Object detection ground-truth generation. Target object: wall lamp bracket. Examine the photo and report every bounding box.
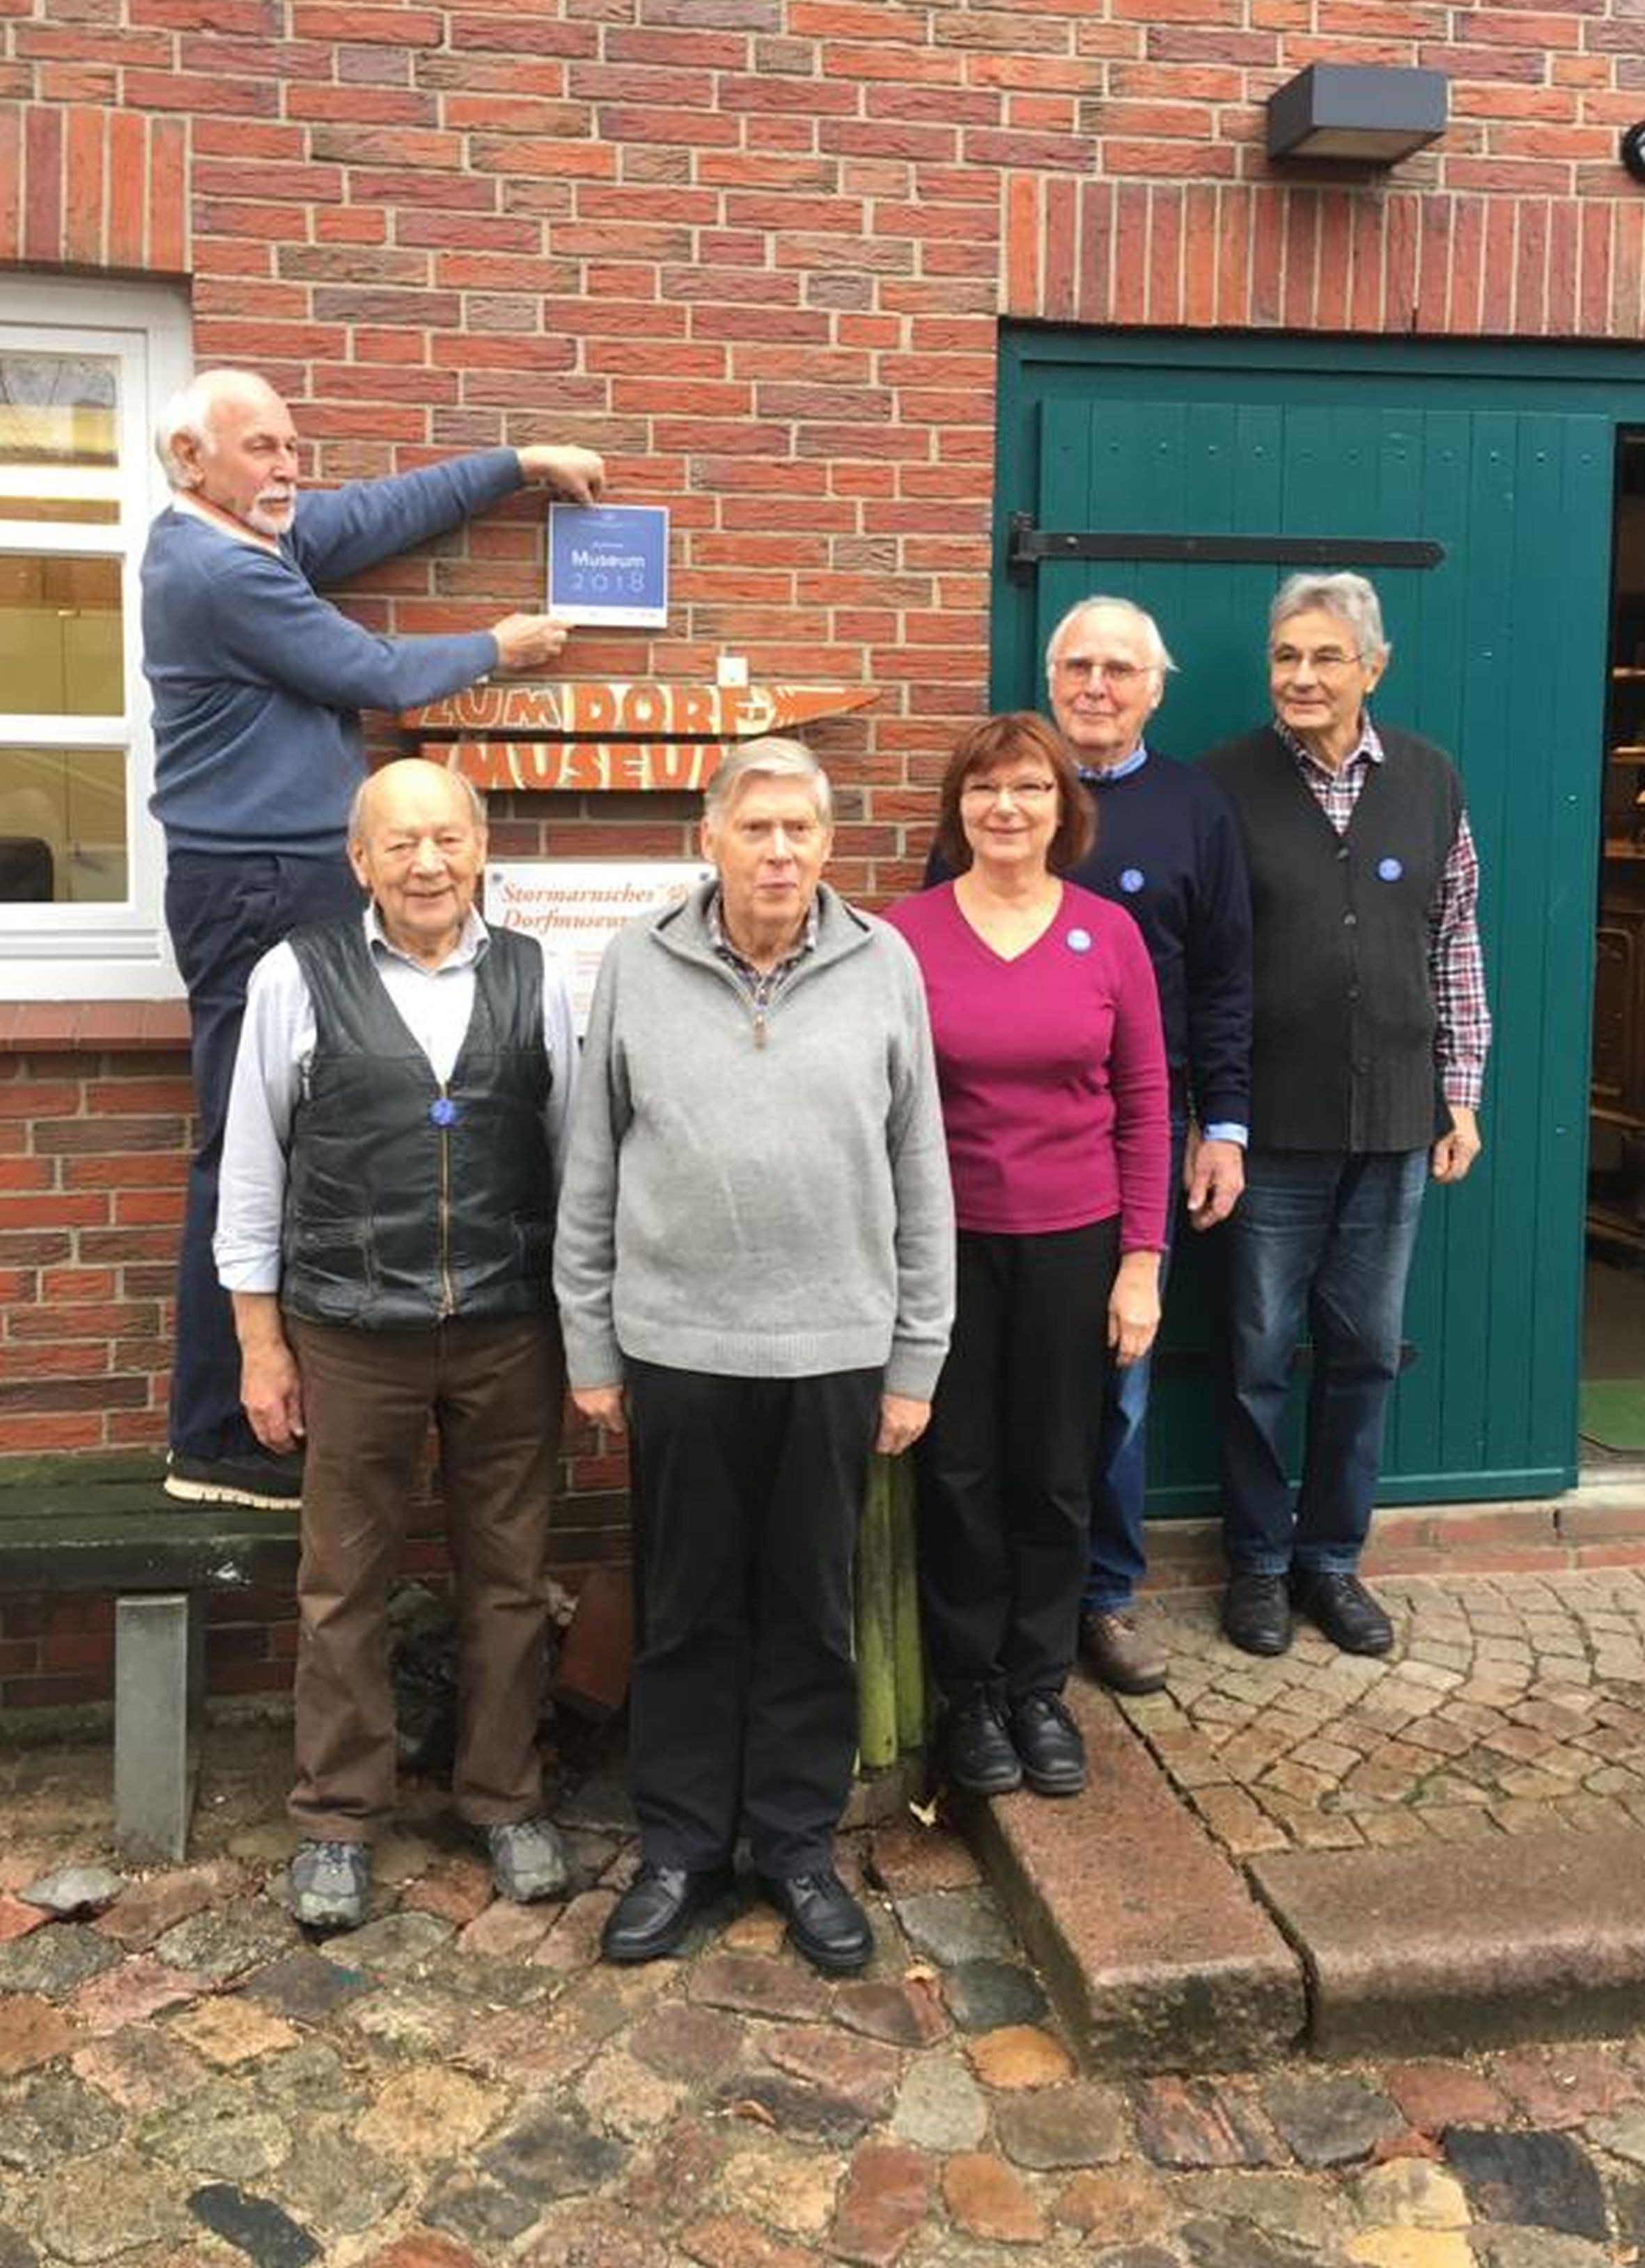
[1267,63,1447,166]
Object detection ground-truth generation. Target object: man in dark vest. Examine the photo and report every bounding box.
[215,758,578,1931]
[1201,572,1490,1661]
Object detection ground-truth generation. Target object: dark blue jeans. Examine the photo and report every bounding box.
[1217,1146,1428,1578]
[1084,1118,1187,1613]
[164,848,361,1462]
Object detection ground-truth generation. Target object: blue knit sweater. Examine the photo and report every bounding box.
[143,448,524,856]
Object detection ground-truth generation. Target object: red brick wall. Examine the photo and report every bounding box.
[3,0,1644,1703]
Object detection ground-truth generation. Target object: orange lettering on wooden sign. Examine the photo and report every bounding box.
[443,742,736,793]
[405,680,875,737]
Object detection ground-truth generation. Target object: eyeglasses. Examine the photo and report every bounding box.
[960,777,1058,805]
[1270,644,1366,677]
[1052,655,1147,687]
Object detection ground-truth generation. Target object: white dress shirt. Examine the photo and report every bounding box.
[215,905,577,1295]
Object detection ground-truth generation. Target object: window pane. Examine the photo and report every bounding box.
[0,554,123,715]
[0,746,127,902]
[0,496,119,525]
[0,354,118,467]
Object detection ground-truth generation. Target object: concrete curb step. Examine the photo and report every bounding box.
[1252,1825,1645,2059]
[969,1682,1645,2072]
[964,1682,1305,2072]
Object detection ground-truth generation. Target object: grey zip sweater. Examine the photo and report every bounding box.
[553,880,956,1398]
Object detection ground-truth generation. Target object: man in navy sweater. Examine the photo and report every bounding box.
[143,367,604,1510]
[928,597,1252,1694]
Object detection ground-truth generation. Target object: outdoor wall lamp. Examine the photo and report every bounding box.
[1623,124,1645,187]
[1267,63,1448,165]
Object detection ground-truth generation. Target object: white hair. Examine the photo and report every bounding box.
[703,737,833,827]
[1045,595,1176,679]
[153,368,281,490]
[1270,572,1388,659]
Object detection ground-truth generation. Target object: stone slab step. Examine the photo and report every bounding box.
[1250,1824,1645,2057]
[965,1683,1305,2072]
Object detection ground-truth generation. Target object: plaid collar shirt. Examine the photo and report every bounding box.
[706,889,819,1044]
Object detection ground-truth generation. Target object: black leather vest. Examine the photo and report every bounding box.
[281,918,556,1328]
[1201,724,1460,1152]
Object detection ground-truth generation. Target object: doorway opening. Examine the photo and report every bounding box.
[1585,427,1645,1468]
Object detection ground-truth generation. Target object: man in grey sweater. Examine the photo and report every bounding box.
[554,739,954,1974]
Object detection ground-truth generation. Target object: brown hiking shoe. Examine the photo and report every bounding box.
[1079,1608,1168,1694]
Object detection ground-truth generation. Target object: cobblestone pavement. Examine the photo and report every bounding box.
[1114,1569,1645,1864]
[6,1604,1645,2268]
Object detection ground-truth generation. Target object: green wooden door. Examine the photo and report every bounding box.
[995,331,1633,1509]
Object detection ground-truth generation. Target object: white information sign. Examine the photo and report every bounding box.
[484,859,712,1035]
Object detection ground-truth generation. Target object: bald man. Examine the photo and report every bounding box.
[215,758,578,1931]
[143,368,603,1512]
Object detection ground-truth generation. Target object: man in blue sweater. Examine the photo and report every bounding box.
[143,366,604,1510]
[927,596,1252,1694]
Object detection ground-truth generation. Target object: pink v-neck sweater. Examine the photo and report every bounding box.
[884,880,1169,1249]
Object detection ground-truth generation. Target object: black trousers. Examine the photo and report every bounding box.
[624,1361,882,1876]
[914,1219,1119,1703]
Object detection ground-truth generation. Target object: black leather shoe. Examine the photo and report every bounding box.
[1291,1570,1394,1656]
[758,1868,873,1976]
[1222,1572,1293,1657]
[600,1862,734,1964]
[1008,1691,1086,1797]
[944,1691,1023,1795]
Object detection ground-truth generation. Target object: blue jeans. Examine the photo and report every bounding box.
[165,848,361,1462]
[1083,1118,1187,1614]
[1217,1146,1428,1578]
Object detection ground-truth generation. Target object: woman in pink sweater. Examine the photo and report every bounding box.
[884,712,1169,1798]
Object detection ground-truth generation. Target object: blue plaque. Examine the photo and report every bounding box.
[547,503,669,629]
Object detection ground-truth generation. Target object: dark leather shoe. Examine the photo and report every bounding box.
[600,1862,733,1964]
[1292,1570,1394,1656]
[758,1868,873,1975]
[944,1691,1023,1795]
[1222,1572,1293,1657]
[1008,1691,1086,1797]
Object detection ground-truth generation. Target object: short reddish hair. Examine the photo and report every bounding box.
[933,710,1094,875]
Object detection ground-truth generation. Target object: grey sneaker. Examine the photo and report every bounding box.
[486,1815,570,1903]
[288,1838,368,1931]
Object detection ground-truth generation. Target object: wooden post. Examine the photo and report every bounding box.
[855,1452,898,1769]
[889,1453,926,1754]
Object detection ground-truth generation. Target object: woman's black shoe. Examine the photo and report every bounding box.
[944,1691,1024,1795]
[600,1862,734,1964]
[1008,1691,1087,1796]
[758,1869,873,1974]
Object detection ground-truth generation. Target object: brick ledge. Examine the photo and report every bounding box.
[0,1001,191,1054]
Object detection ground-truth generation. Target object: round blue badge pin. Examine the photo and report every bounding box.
[1066,928,1092,953]
[429,1097,458,1127]
[1119,868,1145,893]
[1378,857,1403,882]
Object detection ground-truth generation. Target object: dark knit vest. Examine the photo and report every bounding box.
[1200,723,1460,1152]
[281,918,556,1328]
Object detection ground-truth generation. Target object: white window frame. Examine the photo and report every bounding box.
[0,278,191,1001]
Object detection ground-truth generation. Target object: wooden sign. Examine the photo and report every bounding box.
[406,678,875,794]
[446,740,737,793]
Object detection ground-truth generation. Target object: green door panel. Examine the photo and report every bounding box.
[995,331,1633,1509]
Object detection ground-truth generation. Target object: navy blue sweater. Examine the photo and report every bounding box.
[926,751,1252,1129]
[143,448,524,856]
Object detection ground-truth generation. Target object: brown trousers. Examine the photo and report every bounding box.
[286,1311,563,1842]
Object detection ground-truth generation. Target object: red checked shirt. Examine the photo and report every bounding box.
[1276,716,1491,1110]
